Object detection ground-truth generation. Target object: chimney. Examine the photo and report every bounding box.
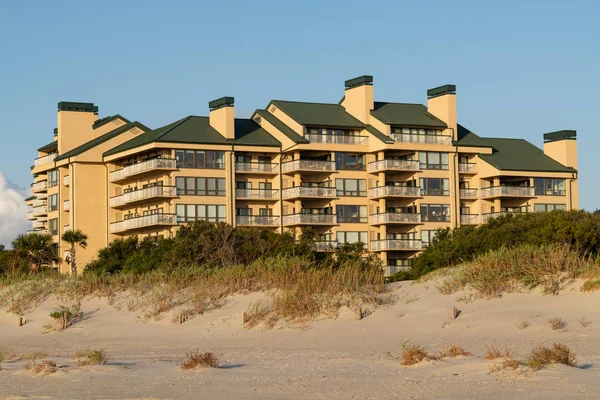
[57,101,98,155]
[543,130,578,169]
[427,85,457,140]
[209,96,235,140]
[342,75,374,124]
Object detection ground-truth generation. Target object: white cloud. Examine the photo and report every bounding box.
[0,171,30,247]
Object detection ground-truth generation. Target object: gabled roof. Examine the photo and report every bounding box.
[268,100,365,129]
[37,141,58,152]
[93,114,130,130]
[233,118,281,147]
[55,121,149,161]
[370,102,447,128]
[254,110,309,144]
[456,124,493,148]
[365,125,394,144]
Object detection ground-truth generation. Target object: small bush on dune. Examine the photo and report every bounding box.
[581,279,600,292]
[29,360,57,375]
[181,350,219,370]
[527,343,576,370]
[486,345,512,360]
[548,317,567,330]
[400,344,428,366]
[75,349,107,366]
[439,345,473,358]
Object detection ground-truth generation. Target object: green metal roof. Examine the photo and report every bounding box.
[93,114,131,130]
[55,121,150,161]
[456,124,493,148]
[370,102,448,128]
[37,140,58,152]
[269,100,365,129]
[104,116,280,157]
[254,110,309,144]
[25,195,36,201]
[365,125,394,144]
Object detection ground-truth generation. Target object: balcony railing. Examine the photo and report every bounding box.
[32,221,46,229]
[63,200,70,211]
[235,162,278,174]
[236,215,280,226]
[369,186,421,198]
[368,159,420,173]
[383,265,412,276]
[32,199,47,207]
[480,186,535,198]
[63,175,70,186]
[371,239,422,251]
[235,189,279,200]
[391,133,453,145]
[459,188,478,198]
[312,241,339,252]
[281,160,336,173]
[281,187,336,199]
[31,181,48,193]
[109,158,177,182]
[458,163,477,174]
[460,214,480,225]
[110,213,177,233]
[27,212,35,220]
[282,213,337,226]
[34,153,57,167]
[369,213,421,225]
[481,212,528,224]
[110,186,178,208]
[305,134,368,145]
[33,206,48,216]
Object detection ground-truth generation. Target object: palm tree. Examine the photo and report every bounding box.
[61,229,88,276]
[11,233,60,273]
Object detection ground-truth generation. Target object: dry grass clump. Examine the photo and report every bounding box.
[28,360,57,375]
[400,344,428,366]
[527,343,576,371]
[517,319,530,330]
[489,358,521,373]
[579,317,591,328]
[180,350,219,370]
[439,345,473,358]
[548,317,567,330]
[581,279,600,292]
[75,349,108,366]
[485,345,512,360]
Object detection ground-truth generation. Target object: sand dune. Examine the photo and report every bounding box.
[1,280,599,399]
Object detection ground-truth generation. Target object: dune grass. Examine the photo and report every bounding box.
[181,350,219,370]
[75,349,108,366]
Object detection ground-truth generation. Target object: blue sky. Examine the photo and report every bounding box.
[0,0,598,211]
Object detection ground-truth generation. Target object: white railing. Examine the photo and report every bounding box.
[235,163,278,173]
[369,186,421,198]
[110,213,177,233]
[368,159,420,172]
[110,186,177,208]
[281,160,335,173]
[460,214,480,225]
[63,175,70,186]
[369,213,421,225]
[312,241,339,252]
[32,181,48,193]
[235,189,279,200]
[34,153,57,167]
[383,265,412,276]
[33,206,48,216]
[281,187,336,199]
[459,188,478,198]
[110,158,177,182]
[32,199,47,207]
[371,240,422,251]
[63,200,70,211]
[458,163,477,173]
[391,133,453,145]
[32,221,46,229]
[235,215,280,226]
[480,186,535,198]
[282,214,337,225]
[305,134,368,145]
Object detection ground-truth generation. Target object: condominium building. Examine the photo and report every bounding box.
[26,76,578,275]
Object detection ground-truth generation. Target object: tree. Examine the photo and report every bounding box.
[61,229,88,276]
[11,233,60,273]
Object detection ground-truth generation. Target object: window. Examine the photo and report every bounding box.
[418,152,448,170]
[533,178,566,196]
[392,127,444,136]
[421,230,439,247]
[175,150,225,169]
[176,204,226,223]
[385,232,417,240]
[420,204,451,222]
[388,259,412,267]
[336,231,368,245]
[534,204,567,213]
[49,218,58,235]
[335,153,366,170]
[236,208,252,216]
[335,179,366,197]
[336,205,367,223]
[176,177,226,196]
[306,127,359,137]
[420,178,450,196]
[48,170,59,187]
[48,194,58,211]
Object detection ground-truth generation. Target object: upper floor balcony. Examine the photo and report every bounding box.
[27,211,35,220]
[235,162,279,174]
[109,186,178,208]
[32,199,47,208]
[480,186,535,199]
[370,239,422,252]
[282,213,337,226]
[312,241,339,252]
[235,189,279,200]
[459,188,478,199]
[236,215,280,227]
[109,158,177,183]
[281,160,336,174]
[368,159,420,173]
[31,181,48,193]
[305,134,368,145]
[391,133,453,145]
[32,220,46,229]
[369,212,422,225]
[460,214,480,225]
[32,206,48,216]
[281,186,336,200]
[458,163,477,174]
[110,213,177,234]
[34,153,57,168]
[369,185,421,199]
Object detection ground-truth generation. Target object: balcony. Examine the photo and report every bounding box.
[27,212,35,220]
[110,186,178,208]
[282,213,337,226]
[391,133,453,145]
[480,186,535,199]
[63,200,70,211]
[235,162,278,174]
[312,241,339,252]
[368,159,420,173]
[235,189,279,200]
[371,239,422,252]
[458,163,477,174]
[369,213,422,225]
[236,215,280,227]
[369,186,421,199]
[383,265,412,276]
[64,175,70,186]
[33,206,48,216]
[31,181,48,193]
[109,158,177,183]
[459,188,478,199]
[460,214,480,225]
[281,160,335,174]
[34,153,57,168]
[281,187,336,200]
[110,213,177,234]
[32,199,47,207]
[481,212,528,224]
[305,134,368,145]
[32,221,46,229]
